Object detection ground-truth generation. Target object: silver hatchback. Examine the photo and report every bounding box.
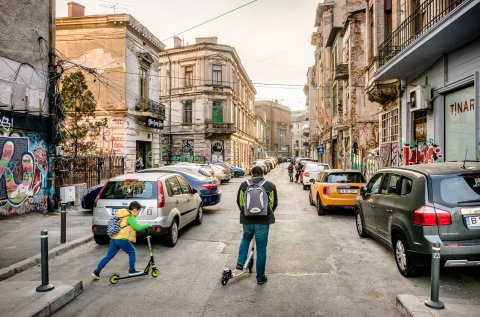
[92,172,202,247]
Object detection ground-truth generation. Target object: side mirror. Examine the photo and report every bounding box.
[191,188,197,194]
[360,185,368,199]
[310,179,315,184]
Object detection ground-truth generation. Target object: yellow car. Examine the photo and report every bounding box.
[309,169,366,215]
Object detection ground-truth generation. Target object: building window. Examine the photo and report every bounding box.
[212,65,222,86]
[212,101,223,123]
[381,108,399,143]
[368,5,374,61]
[185,65,193,87]
[384,0,392,37]
[183,100,193,124]
[139,68,148,100]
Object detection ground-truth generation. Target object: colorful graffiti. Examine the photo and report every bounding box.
[403,140,443,165]
[0,135,49,214]
[172,154,207,164]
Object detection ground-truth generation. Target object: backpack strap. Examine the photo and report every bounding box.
[259,180,267,187]
[246,180,251,186]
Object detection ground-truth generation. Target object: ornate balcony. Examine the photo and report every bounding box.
[135,98,166,120]
[204,120,236,137]
[332,115,349,131]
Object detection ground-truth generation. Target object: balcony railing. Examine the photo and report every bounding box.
[334,63,348,80]
[135,98,166,119]
[204,120,236,134]
[332,115,349,131]
[378,0,467,67]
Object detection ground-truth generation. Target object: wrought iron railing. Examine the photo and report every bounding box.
[135,98,166,118]
[204,120,236,134]
[54,156,124,190]
[378,0,467,66]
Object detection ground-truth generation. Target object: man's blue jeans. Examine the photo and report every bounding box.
[95,239,136,273]
[237,224,269,282]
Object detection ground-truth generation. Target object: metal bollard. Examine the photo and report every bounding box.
[36,230,55,292]
[61,203,67,243]
[424,241,444,309]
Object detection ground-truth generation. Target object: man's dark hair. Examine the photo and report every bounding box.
[251,166,264,176]
[129,201,143,211]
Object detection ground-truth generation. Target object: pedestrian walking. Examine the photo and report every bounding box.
[295,161,301,183]
[236,166,278,285]
[91,201,151,279]
[287,161,294,182]
[135,154,144,171]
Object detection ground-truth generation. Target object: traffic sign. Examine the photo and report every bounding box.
[317,146,324,154]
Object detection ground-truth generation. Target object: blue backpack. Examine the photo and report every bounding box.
[106,217,125,238]
[243,180,269,217]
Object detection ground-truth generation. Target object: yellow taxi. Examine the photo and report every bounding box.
[308,169,366,215]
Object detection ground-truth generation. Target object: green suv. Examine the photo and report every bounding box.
[355,162,480,277]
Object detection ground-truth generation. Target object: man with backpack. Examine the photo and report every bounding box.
[91,201,151,279]
[236,166,278,285]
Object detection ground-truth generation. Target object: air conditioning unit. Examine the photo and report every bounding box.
[410,85,431,111]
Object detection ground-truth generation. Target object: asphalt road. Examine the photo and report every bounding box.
[7,163,480,316]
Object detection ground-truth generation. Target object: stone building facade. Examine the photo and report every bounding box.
[254,100,292,158]
[56,2,165,173]
[309,1,379,170]
[159,37,257,170]
[0,0,54,215]
[291,110,309,158]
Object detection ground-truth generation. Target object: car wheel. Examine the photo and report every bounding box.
[234,172,240,177]
[309,191,315,206]
[194,205,203,225]
[393,233,419,277]
[303,184,308,190]
[94,234,109,245]
[164,219,179,247]
[355,208,368,238]
[316,195,326,216]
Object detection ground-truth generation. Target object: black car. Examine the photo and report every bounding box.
[355,162,480,276]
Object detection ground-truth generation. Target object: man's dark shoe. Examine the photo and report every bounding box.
[235,264,243,271]
[128,269,143,276]
[257,276,268,285]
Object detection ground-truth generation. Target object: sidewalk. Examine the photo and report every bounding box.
[0,206,92,316]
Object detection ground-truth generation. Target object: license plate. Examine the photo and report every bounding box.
[465,216,480,227]
[339,189,357,194]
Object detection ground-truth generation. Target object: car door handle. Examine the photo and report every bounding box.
[370,204,375,208]
[387,209,393,214]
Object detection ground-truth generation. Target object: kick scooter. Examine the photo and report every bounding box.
[110,229,160,284]
[221,239,254,285]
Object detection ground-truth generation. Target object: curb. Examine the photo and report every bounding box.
[0,235,93,282]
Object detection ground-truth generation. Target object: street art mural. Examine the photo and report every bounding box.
[403,139,443,165]
[0,135,49,215]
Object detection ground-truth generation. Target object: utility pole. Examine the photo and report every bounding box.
[167,52,172,164]
[48,0,57,211]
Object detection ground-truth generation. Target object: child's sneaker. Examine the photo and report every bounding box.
[91,271,100,280]
[128,269,143,276]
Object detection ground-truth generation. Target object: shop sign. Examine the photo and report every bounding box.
[146,117,163,129]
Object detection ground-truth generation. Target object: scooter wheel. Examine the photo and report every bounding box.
[248,258,254,273]
[221,271,230,285]
[151,268,160,277]
[110,274,120,284]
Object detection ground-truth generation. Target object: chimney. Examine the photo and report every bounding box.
[173,36,182,48]
[195,36,218,45]
[68,1,85,17]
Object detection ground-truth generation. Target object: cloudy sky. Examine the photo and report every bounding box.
[56,0,318,111]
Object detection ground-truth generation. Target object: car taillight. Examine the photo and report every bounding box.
[323,186,330,195]
[202,184,217,190]
[93,180,109,208]
[413,206,452,226]
[158,180,165,208]
[304,172,310,177]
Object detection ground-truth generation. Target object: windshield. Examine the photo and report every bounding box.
[327,173,365,183]
[198,168,212,177]
[100,180,156,199]
[432,173,480,205]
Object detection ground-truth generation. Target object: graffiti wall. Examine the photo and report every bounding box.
[0,135,50,215]
[403,139,443,165]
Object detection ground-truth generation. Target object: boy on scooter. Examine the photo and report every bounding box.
[92,201,151,279]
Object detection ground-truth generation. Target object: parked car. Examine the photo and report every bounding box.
[92,172,202,247]
[171,163,214,178]
[213,162,233,177]
[355,162,480,277]
[249,160,268,175]
[309,169,366,216]
[81,184,103,210]
[302,163,330,190]
[175,162,215,177]
[208,164,231,183]
[140,167,221,207]
[232,166,245,177]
